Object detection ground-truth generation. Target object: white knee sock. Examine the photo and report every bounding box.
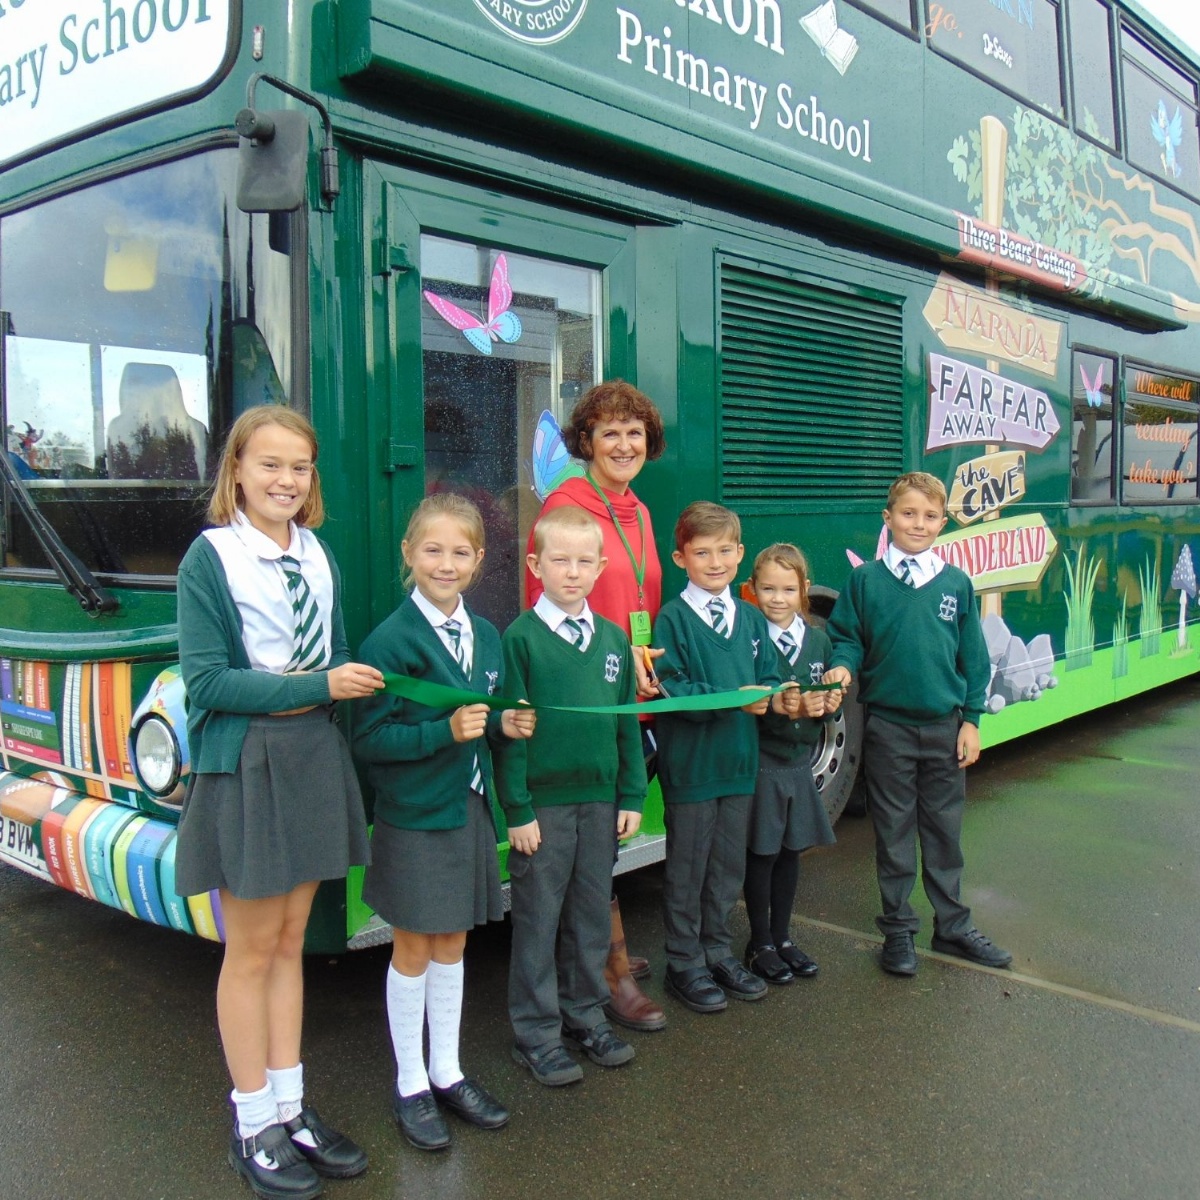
[387,966,429,1097]
[232,1080,277,1139]
[425,959,465,1090]
[266,1063,315,1147]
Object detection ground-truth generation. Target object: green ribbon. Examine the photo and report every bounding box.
[380,673,842,715]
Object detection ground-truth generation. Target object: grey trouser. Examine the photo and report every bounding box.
[508,802,614,1048]
[863,713,972,938]
[662,794,752,972]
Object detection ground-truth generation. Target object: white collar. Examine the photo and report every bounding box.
[230,509,303,561]
[885,544,938,573]
[534,592,595,633]
[684,581,733,610]
[768,614,807,646]
[410,587,469,630]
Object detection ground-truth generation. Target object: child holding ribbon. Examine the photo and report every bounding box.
[175,406,381,1200]
[496,505,647,1086]
[353,493,535,1151]
[743,543,840,985]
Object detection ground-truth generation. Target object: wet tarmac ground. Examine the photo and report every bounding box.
[3,678,1200,1200]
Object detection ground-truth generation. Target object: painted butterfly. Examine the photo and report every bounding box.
[1079,361,1106,409]
[531,409,585,500]
[423,254,523,355]
[845,524,890,569]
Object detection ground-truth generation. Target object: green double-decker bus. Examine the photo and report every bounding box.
[2,0,1198,952]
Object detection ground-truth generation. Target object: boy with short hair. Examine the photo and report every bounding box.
[497,506,648,1086]
[824,472,1012,976]
[653,501,784,1013]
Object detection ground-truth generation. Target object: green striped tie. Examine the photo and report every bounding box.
[777,630,800,666]
[279,555,326,671]
[444,619,485,794]
[708,598,729,637]
[562,618,585,649]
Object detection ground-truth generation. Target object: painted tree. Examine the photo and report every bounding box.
[948,107,1200,321]
[1170,545,1197,650]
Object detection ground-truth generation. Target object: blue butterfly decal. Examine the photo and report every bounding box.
[1150,100,1183,180]
[531,409,585,500]
[1079,361,1106,409]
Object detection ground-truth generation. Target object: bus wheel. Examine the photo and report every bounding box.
[807,586,864,824]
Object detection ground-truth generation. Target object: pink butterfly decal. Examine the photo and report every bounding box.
[845,525,890,568]
[1079,362,1105,409]
[423,254,523,355]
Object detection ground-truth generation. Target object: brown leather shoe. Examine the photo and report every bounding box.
[603,897,667,1031]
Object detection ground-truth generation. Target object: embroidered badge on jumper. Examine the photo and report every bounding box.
[604,653,621,684]
[810,661,825,685]
[486,670,499,694]
[751,638,760,658]
[939,594,958,622]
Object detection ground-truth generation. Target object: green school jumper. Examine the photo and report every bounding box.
[654,597,782,802]
[352,597,506,831]
[494,610,646,828]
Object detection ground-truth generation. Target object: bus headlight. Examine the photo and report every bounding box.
[133,715,183,801]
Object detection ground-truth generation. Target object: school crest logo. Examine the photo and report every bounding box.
[472,0,588,45]
[751,638,760,659]
[604,653,621,684]
[486,670,499,694]
[810,661,825,685]
[938,593,958,622]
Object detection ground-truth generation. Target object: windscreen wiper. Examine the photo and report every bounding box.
[0,313,119,615]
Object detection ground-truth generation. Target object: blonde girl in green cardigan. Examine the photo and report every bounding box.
[175,406,382,1200]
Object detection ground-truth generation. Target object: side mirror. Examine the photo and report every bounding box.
[235,108,310,213]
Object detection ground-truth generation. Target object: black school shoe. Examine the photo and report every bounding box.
[510,1040,584,1087]
[563,1022,636,1067]
[391,1087,451,1151]
[931,928,1013,968]
[431,1077,510,1129]
[710,956,769,1001]
[664,966,728,1013]
[228,1123,323,1200]
[880,931,918,976]
[744,943,794,985]
[282,1106,368,1178]
[777,939,819,978]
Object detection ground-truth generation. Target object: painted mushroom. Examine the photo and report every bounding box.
[1170,545,1197,651]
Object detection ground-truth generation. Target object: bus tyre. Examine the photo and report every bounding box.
[807,587,865,825]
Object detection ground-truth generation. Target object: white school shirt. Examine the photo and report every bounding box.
[681,581,737,634]
[885,543,945,589]
[203,511,334,672]
[410,588,474,672]
[533,593,596,651]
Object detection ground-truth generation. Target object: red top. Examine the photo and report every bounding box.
[525,474,663,633]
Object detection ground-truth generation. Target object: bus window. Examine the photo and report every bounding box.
[0,152,295,579]
[1120,29,1200,195]
[926,0,1065,117]
[1068,0,1117,148]
[419,235,601,629]
[1071,350,1116,501]
[1121,366,1199,503]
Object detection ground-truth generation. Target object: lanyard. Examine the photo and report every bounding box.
[585,472,646,606]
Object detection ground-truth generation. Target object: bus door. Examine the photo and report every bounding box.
[362,164,636,629]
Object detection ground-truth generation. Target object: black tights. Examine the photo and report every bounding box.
[744,848,801,949]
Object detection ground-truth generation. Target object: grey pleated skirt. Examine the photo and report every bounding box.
[175,707,371,900]
[748,760,837,857]
[362,789,503,934]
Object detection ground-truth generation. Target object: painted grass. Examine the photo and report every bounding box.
[1138,559,1162,657]
[1063,545,1101,670]
[1112,597,1129,679]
